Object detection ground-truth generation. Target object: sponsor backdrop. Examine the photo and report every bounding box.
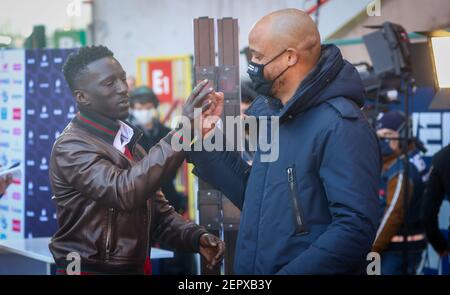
[24,49,76,238]
[0,49,25,240]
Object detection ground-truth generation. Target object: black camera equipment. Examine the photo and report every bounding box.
[363,21,415,275]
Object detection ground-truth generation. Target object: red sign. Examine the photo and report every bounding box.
[12,219,21,232]
[147,61,173,103]
[13,108,21,120]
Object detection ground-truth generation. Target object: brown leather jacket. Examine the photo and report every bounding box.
[49,109,208,273]
[372,150,415,253]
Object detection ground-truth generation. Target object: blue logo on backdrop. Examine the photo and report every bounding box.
[0,108,7,120]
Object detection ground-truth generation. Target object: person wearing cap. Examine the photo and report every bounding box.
[128,87,172,155]
[373,111,429,275]
[128,86,186,213]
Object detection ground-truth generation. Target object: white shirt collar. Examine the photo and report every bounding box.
[113,121,134,154]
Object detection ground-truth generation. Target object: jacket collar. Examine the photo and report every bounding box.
[73,108,142,149]
[245,45,345,122]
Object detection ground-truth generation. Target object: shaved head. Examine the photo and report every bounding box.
[250,8,321,66]
[248,9,322,103]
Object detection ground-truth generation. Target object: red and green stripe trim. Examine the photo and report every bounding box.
[78,113,118,139]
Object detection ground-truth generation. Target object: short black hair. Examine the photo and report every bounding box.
[63,45,114,91]
[129,86,159,108]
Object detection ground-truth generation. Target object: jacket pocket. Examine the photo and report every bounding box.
[105,207,114,260]
[287,166,309,235]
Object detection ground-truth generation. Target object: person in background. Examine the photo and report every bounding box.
[128,86,185,213]
[373,111,429,275]
[128,87,170,151]
[128,86,195,274]
[126,75,136,92]
[421,144,450,257]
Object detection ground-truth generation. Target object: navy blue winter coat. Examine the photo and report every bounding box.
[188,45,381,274]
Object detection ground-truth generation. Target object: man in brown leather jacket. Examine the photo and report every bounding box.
[49,45,225,275]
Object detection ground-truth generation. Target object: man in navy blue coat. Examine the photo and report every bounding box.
[188,9,381,274]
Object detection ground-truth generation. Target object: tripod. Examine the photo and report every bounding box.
[400,73,413,275]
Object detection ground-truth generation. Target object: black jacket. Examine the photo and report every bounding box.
[421,144,450,254]
[189,45,380,274]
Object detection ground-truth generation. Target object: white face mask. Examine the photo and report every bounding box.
[132,109,157,126]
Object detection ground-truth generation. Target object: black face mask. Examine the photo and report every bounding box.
[247,49,290,97]
[379,139,394,156]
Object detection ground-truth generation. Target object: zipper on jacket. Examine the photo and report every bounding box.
[287,167,309,235]
[105,207,114,260]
